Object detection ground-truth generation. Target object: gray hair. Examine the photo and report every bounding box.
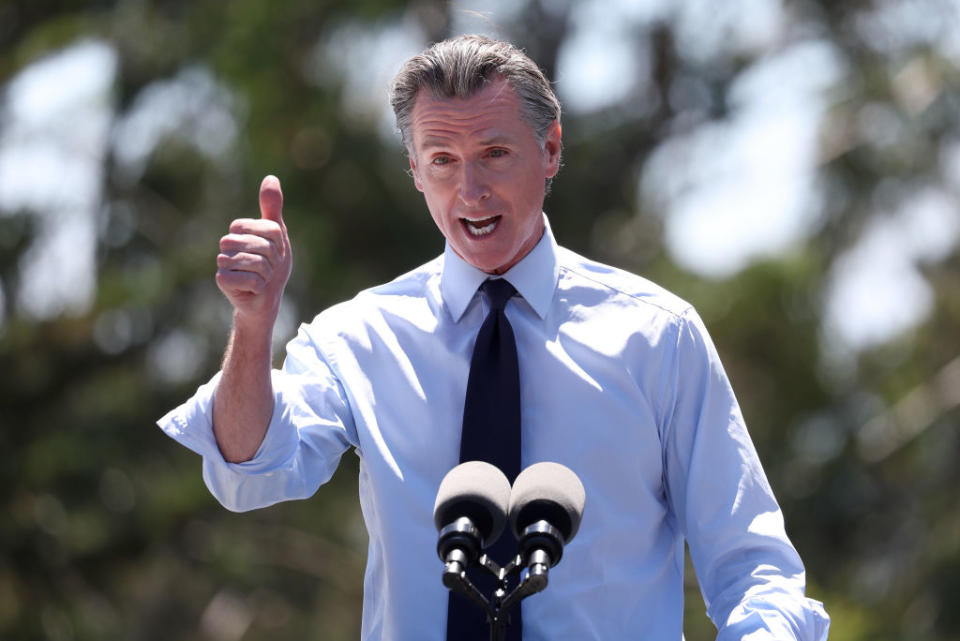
[389,35,562,152]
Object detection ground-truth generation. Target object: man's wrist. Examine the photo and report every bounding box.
[231,308,277,343]
[223,309,278,371]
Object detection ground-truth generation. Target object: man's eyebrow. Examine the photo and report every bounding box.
[419,137,449,150]
[478,135,512,146]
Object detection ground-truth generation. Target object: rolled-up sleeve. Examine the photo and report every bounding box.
[156,324,359,513]
[662,308,830,641]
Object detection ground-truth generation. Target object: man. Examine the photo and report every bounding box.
[159,35,830,640]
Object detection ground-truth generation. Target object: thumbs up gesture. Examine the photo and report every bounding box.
[216,175,293,329]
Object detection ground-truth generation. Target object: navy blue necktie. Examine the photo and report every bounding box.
[447,278,522,641]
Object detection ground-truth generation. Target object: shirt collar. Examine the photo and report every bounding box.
[441,214,560,322]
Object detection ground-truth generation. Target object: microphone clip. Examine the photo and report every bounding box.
[443,534,555,641]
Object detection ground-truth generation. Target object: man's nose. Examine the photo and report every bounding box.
[457,163,490,206]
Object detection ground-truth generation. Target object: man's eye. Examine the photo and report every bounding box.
[432,156,452,166]
[489,148,508,158]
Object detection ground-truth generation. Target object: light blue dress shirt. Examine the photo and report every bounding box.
[159,218,829,640]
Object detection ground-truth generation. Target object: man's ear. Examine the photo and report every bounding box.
[408,154,424,192]
[543,120,562,178]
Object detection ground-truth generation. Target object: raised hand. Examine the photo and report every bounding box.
[213,175,292,462]
[215,175,292,330]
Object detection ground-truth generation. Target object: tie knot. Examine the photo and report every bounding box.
[481,278,516,312]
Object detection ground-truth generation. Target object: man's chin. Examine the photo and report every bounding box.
[454,234,540,275]
[469,252,518,276]
[452,245,510,275]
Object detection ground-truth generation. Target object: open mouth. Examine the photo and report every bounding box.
[461,215,501,237]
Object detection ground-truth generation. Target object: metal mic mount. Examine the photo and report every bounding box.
[440,520,563,641]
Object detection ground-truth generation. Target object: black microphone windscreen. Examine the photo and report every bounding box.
[434,461,511,545]
[509,462,586,543]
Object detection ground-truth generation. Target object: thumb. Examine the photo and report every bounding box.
[259,174,284,224]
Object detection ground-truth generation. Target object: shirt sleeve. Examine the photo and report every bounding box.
[156,323,359,512]
[661,308,830,641]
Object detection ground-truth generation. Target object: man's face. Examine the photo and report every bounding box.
[408,78,562,275]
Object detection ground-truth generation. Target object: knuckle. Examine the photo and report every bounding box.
[229,218,252,233]
[247,276,265,294]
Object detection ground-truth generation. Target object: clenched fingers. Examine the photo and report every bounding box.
[216,266,268,296]
[216,219,289,300]
[217,250,275,279]
[220,233,278,266]
[227,218,288,257]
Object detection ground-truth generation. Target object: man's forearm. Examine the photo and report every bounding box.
[213,317,275,463]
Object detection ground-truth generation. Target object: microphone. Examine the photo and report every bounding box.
[508,462,585,575]
[434,461,512,577]
[433,460,586,636]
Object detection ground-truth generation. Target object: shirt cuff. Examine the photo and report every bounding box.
[155,370,299,473]
[718,593,830,641]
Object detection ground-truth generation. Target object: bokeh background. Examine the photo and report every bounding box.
[2,1,959,639]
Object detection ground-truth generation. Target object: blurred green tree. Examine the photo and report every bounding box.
[1,1,958,640]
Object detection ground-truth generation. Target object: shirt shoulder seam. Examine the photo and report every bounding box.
[557,262,694,320]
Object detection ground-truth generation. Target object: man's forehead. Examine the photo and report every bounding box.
[409,80,532,143]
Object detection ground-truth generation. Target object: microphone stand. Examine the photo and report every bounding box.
[442,544,554,641]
